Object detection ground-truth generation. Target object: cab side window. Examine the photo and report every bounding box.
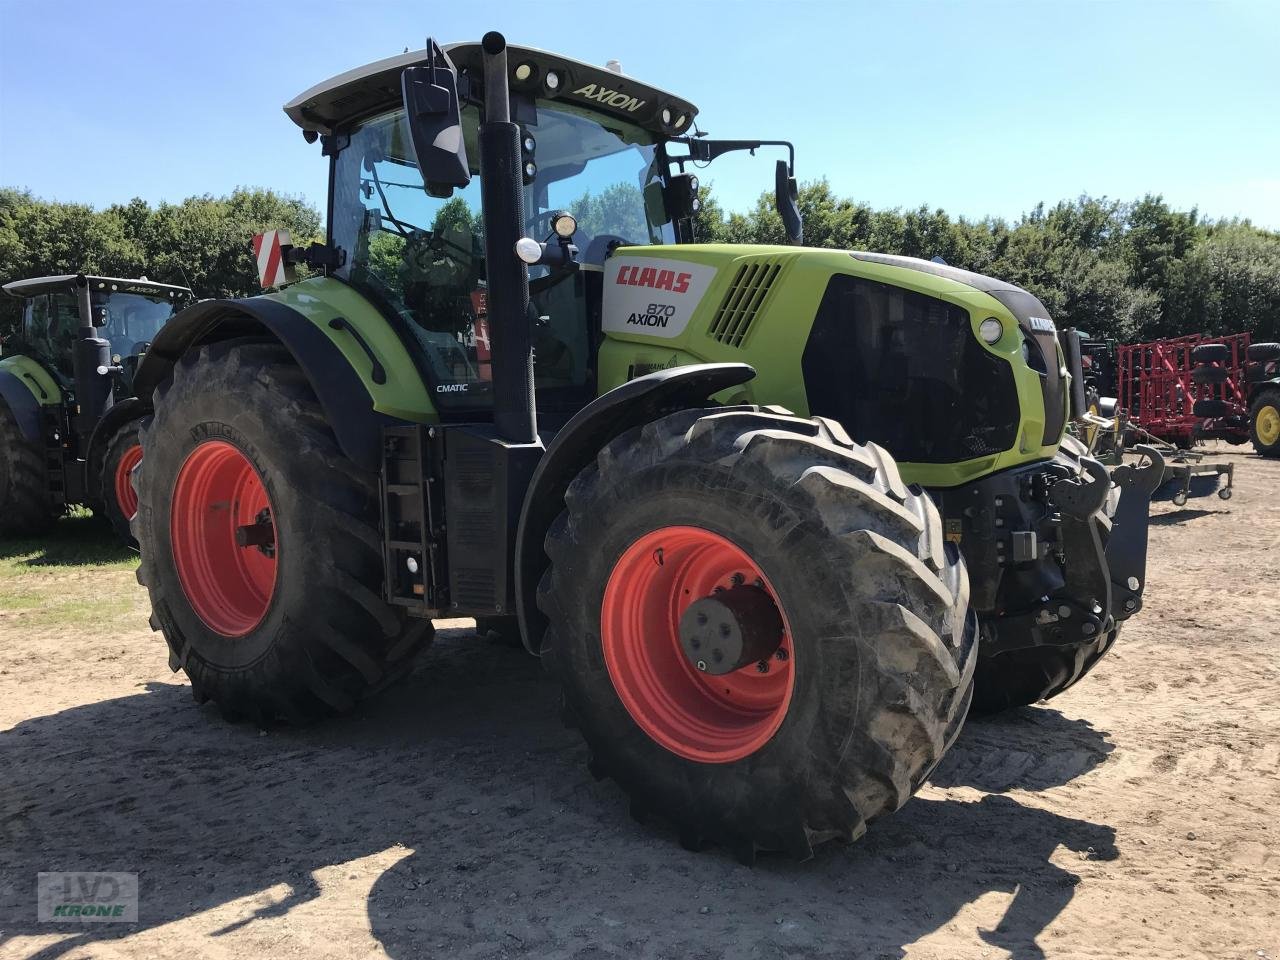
[47,294,80,375]
[24,296,53,359]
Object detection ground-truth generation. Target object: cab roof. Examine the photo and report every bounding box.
[283,41,698,138]
[2,275,193,300]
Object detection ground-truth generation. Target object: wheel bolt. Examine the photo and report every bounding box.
[696,659,708,672]
[730,572,745,586]
[774,648,789,662]
[756,659,770,674]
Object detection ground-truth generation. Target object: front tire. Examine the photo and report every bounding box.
[971,625,1119,715]
[133,340,432,721]
[539,408,976,860]
[100,419,143,547]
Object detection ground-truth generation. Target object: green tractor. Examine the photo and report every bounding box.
[128,34,1162,860]
[0,273,193,542]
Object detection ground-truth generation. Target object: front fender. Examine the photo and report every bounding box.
[83,397,149,503]
[513,362,756,654]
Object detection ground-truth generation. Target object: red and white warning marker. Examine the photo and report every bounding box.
[252,229,294,289]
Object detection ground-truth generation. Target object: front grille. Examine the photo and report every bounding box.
[707,259,782,346]
[1029,331,1067,444]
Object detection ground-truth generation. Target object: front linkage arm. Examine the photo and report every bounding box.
[1101,445,1165,620]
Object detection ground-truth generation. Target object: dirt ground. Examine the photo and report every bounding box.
[1,443,1277,960]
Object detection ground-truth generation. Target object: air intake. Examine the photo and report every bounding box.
[707,259,783,347]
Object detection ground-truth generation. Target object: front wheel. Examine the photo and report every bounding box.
[100,419,143,546]
[539,408,976,861]
[133,339,432,721]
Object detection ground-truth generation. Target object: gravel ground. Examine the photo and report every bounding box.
[1,443,1277,959]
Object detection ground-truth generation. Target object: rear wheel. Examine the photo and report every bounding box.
[539,408,976,860]
[1250,389,1280,458]
[0,401,54,537]
[100,419,143,546]
[133,339,432,721]
[1191,343,1229,364]
[1248,342,1280,362]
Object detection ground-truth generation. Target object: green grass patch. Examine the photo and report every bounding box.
[0,514,142,631]
[0,513,138,574]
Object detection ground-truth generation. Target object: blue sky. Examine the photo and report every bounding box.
[2,0,1277,228]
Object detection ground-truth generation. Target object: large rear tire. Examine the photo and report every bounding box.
[539,407,976,861]
[0,401,55,537]
[133,340,432,721]
[100,419,143,547]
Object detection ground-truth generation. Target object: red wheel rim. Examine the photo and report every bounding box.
[170,440,278,637]
[601,526,794,764]
[113,444,143,520]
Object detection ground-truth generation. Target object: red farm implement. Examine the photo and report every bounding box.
[1117,333,1253,447]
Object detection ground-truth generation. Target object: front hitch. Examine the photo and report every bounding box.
[1103,445,1164,620]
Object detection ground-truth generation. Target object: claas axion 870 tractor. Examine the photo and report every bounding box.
[129,33,1162,860]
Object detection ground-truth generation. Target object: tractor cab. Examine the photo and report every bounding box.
[284,41,796,427]
[0,274,192,540]
[4,275,192,388]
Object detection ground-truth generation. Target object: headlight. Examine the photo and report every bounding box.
[979,317,1004,344]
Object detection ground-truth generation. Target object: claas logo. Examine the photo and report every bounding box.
[616,265,692,294]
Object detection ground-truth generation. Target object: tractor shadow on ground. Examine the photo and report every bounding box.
[1149,508,1221,526]
[0,513,134,567]
[929,707,1115,793]
[1,628,1117,960]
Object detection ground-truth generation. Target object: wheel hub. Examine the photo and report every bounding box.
[170,440,278,637]
[600,525,795,764]
[679,584,784,675]
[1258,405,1280,446]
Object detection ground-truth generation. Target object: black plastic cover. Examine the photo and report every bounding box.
[802,275,1019,464]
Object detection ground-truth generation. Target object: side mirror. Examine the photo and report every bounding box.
[402,40,470,198]
[775,159,803,244]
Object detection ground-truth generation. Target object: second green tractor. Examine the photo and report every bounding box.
[128,33,1162,860]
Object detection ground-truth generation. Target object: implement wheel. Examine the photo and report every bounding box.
[133,339,432,721]
[0,400,55,536]
[100,419,143,547]
[539,407,975,861]
[1250,389,1280,458]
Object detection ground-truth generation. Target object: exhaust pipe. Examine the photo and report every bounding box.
[477,31,537,445]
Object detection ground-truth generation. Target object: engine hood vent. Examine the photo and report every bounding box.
[707,259,783,347]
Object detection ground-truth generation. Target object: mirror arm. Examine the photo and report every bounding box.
[674,137,796,175]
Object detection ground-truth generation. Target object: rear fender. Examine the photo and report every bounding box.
[0,369,43,445]
[133,278,436,472]
[513,362,756,654]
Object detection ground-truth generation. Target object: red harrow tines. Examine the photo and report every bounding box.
[1118,333,1253,446]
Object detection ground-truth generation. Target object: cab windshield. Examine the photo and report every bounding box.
[330,101,673,410]
[92,291,181,358]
